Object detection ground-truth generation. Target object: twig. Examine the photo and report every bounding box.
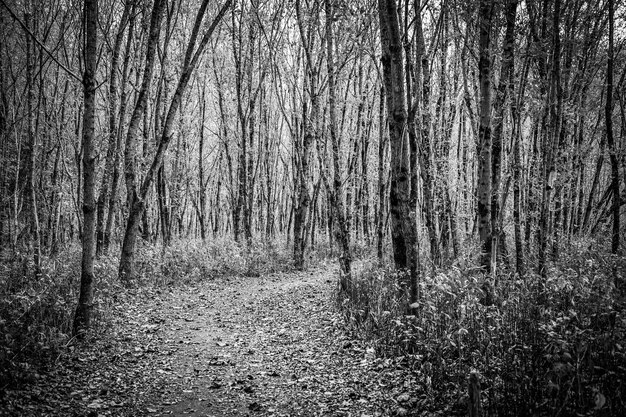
[0,0,82,83]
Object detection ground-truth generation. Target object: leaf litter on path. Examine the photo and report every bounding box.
[2,264,422,416]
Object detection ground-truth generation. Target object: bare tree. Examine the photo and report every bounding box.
[73,0,97,336]
[378,0,418,302]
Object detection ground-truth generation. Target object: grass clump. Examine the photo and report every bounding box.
[338,242,626,416]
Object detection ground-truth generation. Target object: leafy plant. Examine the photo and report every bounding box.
[338,239,626,416]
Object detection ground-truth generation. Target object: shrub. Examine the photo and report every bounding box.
[0,245,120,388]
[338,241,626,416]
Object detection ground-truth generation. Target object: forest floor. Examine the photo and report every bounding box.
[1,262,424,417]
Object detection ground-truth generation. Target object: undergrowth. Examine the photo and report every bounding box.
[0,236,314,391]
[338,238,626,416]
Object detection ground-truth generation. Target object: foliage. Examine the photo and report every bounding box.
[338,239,626,416]
[0,236,321,391]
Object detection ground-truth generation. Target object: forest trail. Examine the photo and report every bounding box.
[2,263,422,416]
[143,265,414,417]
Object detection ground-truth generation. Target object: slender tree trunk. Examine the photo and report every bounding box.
[198,83,207,240]
[293,0,318,269]
[491,0,517,270]
[323,0,352,289]
[538,0,562,278]
[476,0,494,273]
[606,0,620,255]
[104,6,136,253]
[119,0,165,281]
[513,55,530,277]
[377,86,387,262]
[378,0,418,302]
[119,0,231,280]
[73,0,97,336]
[96,3,129,256]
[415,1,440,267]
[23,10,41,272]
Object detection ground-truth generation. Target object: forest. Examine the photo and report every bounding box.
[0,0,625,415]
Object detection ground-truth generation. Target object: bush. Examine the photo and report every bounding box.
[0,245,121,388]
[132,237,298,286]
[338,241,626,416]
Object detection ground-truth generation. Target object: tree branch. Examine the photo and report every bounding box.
[0,0,82,83]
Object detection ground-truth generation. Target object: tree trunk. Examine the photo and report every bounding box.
[491,0,517,270]
[96,2,130,256]
[119,0,231,280]
[104,5,136,253]
[513,55,530,277]
[73,0,97,336]
[118,0,166,281]
[606,0,620,255]
[378,0,418,302]
[538,0,562,278]
[476,0,494,273]
[293,0,318,269]
[377,86,387,262]
[324,0,352,290]
[414,1,441,267]
[198,82,207,241]
[23,10,41,272]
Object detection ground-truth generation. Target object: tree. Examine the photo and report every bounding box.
[476,0,494,273]
[96,1,131,256]
[378,0,418,302]
[606,0,620,255]
[538,0,563,278]
[118,0,232,281]
[491,0,518,269]
[293,0,319,270]
[324,0,352,290]
[118,0,166,281]
[73,0,97,336]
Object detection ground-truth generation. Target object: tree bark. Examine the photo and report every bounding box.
[119,0,231,280]
[23,9,41,272]
[377,85,387,262]
[293,0,316,270]
[325,0,352,290]
[104,4,136,253]
[378,0,418,302]
[96,2,130,256]
[538,0,562,278]
[476,0,494,273]
[606,0,620,255]
[491,0,517,270]
[118,0,166,282]
[73,0,97,336]
[414,0,440,267]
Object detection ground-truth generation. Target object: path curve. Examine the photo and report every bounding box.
[143,266,415,416]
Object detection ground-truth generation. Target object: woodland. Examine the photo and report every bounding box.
[0,0,625,415]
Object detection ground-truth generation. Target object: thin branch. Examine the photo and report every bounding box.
[0,0,82,82]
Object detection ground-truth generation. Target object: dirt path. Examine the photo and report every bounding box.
[2,265,421,416]
[144,266,412,416]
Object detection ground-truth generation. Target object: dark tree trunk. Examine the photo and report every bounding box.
[119,0,166,281]
[325,0,352,290]
[73,0,97,336]
[378,0,418,302]
[119,0,231,280]
[96,2,130,256]
[476,0,494,272]
[376,86,387,262]
[491,0,517,270]
[538,0,562,278]
[606,0,620,255]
